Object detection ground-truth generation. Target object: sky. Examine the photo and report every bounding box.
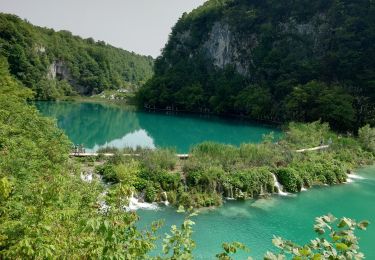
[0,0,207,57]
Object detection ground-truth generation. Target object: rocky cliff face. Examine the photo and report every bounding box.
[173,11,330,79]
[139,0,375,129]
[47,60,71,81]
[203,22,251,76]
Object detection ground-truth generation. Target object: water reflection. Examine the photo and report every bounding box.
[35,101,279,153]
[91,129,155,152]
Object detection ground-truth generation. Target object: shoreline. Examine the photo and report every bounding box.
[44,96,283,129]
[133,169,371,212]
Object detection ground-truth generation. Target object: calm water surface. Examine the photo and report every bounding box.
[35,101,279,153]
[138,167,375,259]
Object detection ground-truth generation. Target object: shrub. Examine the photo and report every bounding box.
[113,160,140,185]
[166,191,177,205]
[145,184,157,202]
[96,164,117,183]
[358,124,375,153]
[140,148,177,172]
[275,167,302,193]
[157,171,181,191]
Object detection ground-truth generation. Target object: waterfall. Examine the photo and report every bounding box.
[80,171,93,183]
[226,186,235,200]
[124,193,159,211]
[260,185,264,195]
[98,191,110,214]
[161,191,170,206]
[347,173,365,180]
[346,172,365,183]
[272,173,289,196]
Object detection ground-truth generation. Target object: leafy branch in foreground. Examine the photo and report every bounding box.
[158,206,197,260]
[216,242,250,260]
[265,214,369,260]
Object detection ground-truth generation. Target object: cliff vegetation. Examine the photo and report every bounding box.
[138,0,375,131]
[0,13,153,99]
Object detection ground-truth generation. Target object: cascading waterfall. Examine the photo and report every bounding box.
[272,173,289,196]
[80,171,94,183]
[346,172,365,183]
[260,185,264,196]
[98,191,110,214]
[161,191,170,206]
[124,193,158,211]
[226,186,235,200]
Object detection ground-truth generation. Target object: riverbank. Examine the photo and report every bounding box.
[57,94,138,108]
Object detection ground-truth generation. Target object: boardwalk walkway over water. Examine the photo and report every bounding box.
[70,152,190,159]
[295,145,329,153]
[69,145,329,159]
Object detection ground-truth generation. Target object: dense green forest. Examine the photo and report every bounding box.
[1,55,372,258]
[0,13,153,99]
[138,0,375,131]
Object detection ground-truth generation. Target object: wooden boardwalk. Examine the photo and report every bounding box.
[70,152,190,159]
[295,145,329,153]
[70,145,329,159]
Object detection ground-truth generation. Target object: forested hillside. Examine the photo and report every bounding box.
[0,13,153,99]
[138,0,375,131]
[0,56,159,258]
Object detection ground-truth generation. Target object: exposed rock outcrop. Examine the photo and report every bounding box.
[138,0,375,129]
[47,60,71,81]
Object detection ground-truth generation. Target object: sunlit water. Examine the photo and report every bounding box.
[35,101,279,153]
[137,167,375,259]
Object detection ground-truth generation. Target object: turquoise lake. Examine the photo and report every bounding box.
[36,101,375,259]
[138,167,375,259]
[35,101,279,153]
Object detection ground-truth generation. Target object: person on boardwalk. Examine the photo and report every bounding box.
[78,144,84,154]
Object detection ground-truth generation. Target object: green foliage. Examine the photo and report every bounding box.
[283,121,332,148]
[0,57,86,257]
[215,214,370,260]
[216,242,250,260]
[96,163,117,183]
[34,79,77,100]
[265,214,370,260]
[285,81,355,130]
[145,183,157,203]
[92,121,373,209]
[275,167,303,193]
[113,160,140,185]
[159,207,197,260]
[138,0,375,131]
[358,124,375,153]
[0,13,153,99]
[0,57,159,259]
[78,186,160,259]
[0,177,12,201]
[140,148,178,173]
